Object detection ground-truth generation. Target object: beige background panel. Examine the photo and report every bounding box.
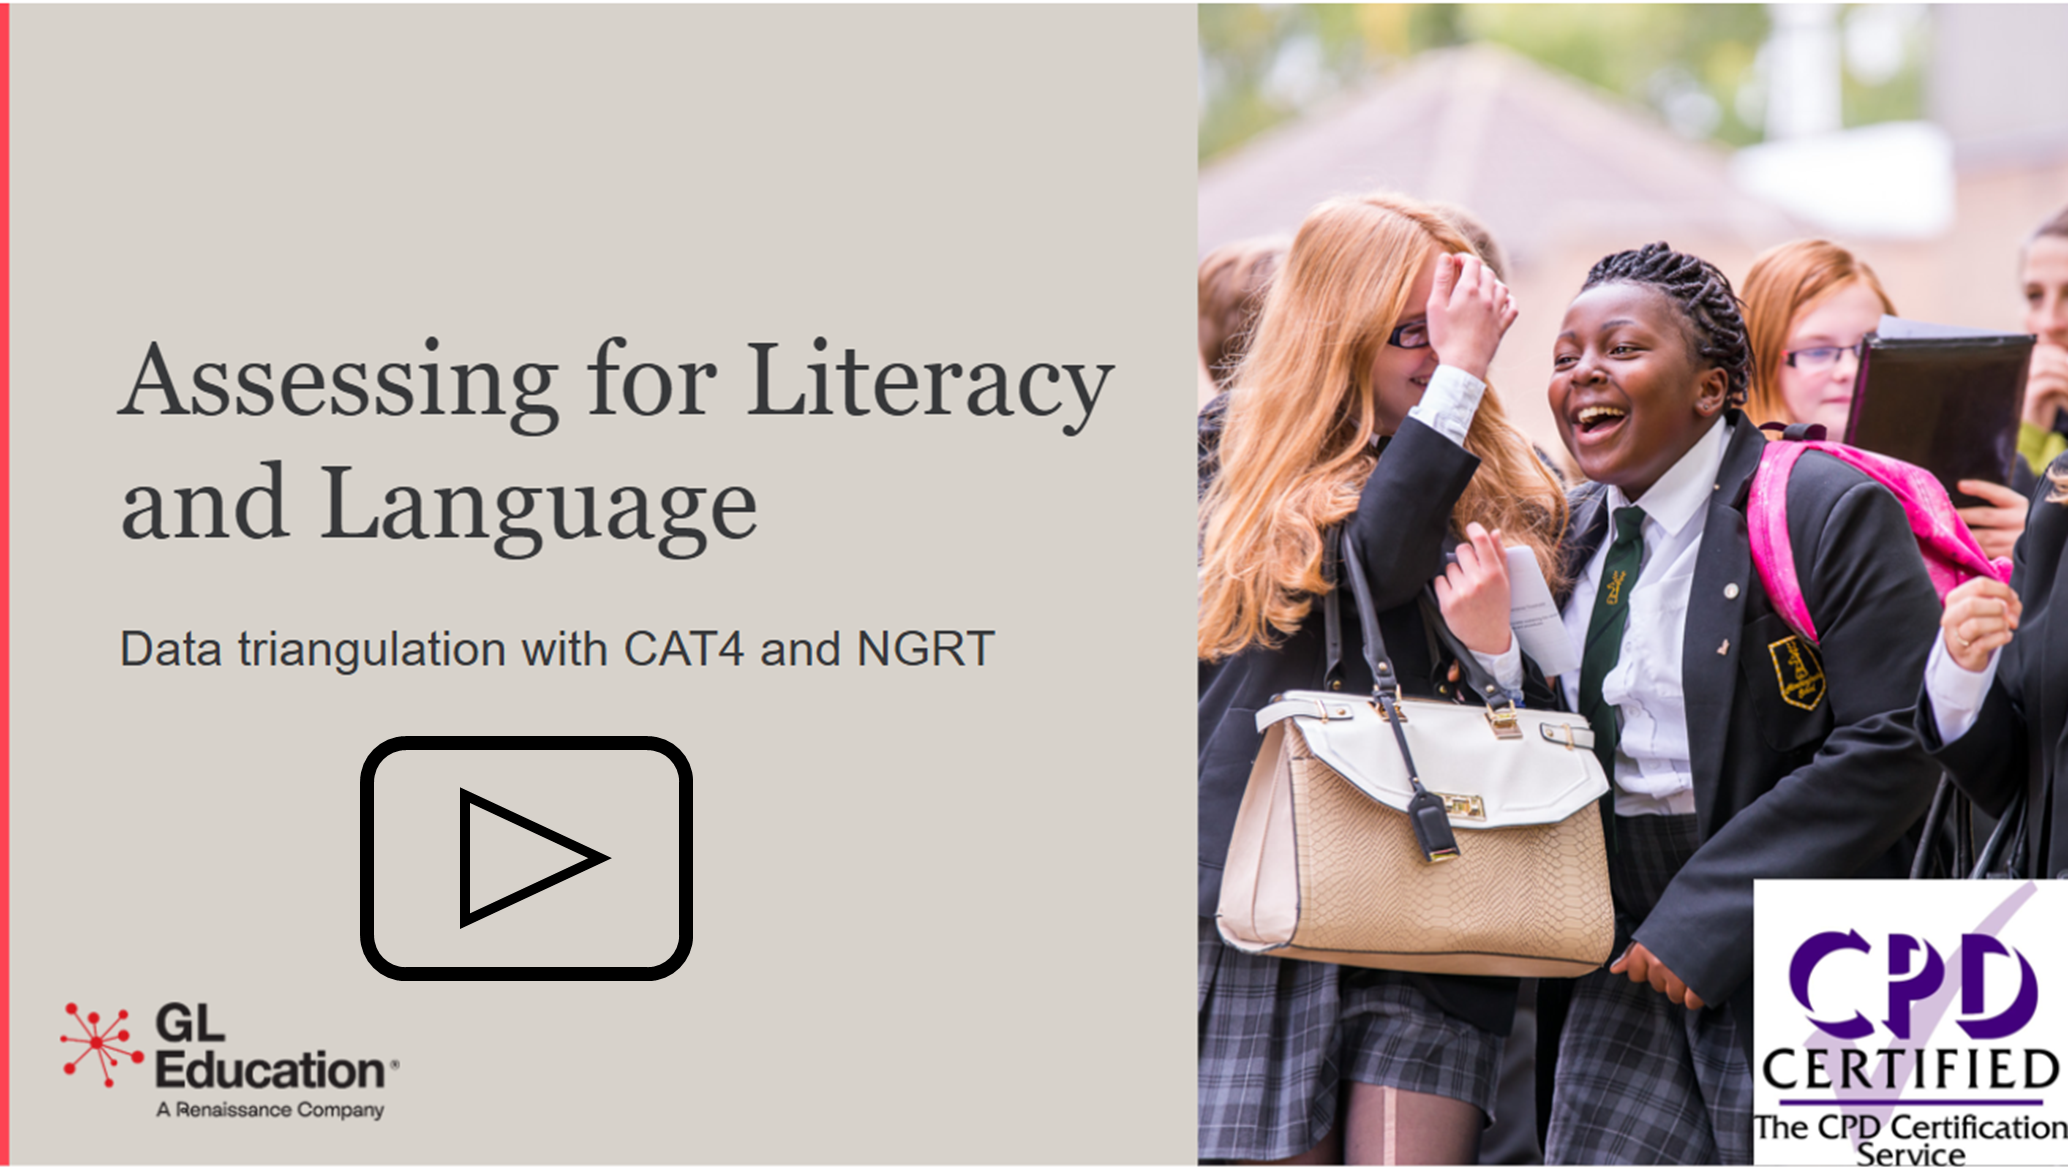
[14,6,1196,1162]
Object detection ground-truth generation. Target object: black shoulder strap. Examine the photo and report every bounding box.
[1760,420,1829,443]
[1321,525,1345,691]
[1341,533,1462,862]
[1339,534,1393,694]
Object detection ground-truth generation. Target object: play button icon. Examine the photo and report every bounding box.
[460,789,611,927]
[361,736,690,981]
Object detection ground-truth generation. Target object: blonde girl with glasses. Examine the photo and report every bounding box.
[1198,192,1564,1164]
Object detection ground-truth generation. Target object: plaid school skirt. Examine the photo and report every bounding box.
[1544,815,1753,1165]
[1197,917,1504,1162]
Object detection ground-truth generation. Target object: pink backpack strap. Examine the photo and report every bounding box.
[1746,434,2014,649]
[1801,441,2013,599]
[1748,441,1818,643]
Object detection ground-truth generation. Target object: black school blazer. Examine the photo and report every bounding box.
[1551,414,1943,1018]
[1924,453,2068,880]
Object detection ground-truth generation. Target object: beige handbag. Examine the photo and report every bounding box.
[1215,533,1614,978]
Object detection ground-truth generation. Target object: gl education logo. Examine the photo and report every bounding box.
[60,1000,395,1095]
[60,1003,146,1087]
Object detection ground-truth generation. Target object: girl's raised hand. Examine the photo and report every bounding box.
[1426,253,1518,383]
[1434,522,1513,656]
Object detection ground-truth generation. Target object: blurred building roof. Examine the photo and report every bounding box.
[1932,4,2068,172]
[1198,43,1808,261]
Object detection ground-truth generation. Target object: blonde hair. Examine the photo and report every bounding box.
[1198,192,1566,662]
[1741,238,1896,426]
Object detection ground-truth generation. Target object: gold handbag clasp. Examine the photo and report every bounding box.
[1436,792,1486,820]
[1484,701,1521,740]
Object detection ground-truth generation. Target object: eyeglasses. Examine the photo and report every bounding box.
[1783,339,1868,371]
[1388,318,1431,350]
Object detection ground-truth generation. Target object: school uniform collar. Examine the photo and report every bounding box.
[1712,409,1770,505]
[1605,415,1731,540]
[1559,414,1755,608]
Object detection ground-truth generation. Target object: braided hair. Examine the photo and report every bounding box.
[1582,242,1751,408]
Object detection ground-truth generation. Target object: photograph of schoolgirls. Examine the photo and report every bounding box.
[1195,6,2068,1165]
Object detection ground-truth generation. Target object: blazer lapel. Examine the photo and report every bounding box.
[1685,418,1764,837]
[1560,485,1611,608]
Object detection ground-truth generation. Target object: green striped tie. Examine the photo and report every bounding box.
[1578,505,1647,777]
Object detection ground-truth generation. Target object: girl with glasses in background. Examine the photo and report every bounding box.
[1740,238,2030,559]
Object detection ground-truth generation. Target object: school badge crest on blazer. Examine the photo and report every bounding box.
[1767,634,1826,711]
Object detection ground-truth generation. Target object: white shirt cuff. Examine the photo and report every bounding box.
[1925,634,2000,745]
[1404,365,1486,446]
[1468,638,1525,704]
[1614,787,1700,817]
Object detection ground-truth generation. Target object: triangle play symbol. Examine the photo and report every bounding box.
[459,788,611,927]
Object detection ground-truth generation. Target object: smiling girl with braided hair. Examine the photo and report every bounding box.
[1534,242,1941,1164]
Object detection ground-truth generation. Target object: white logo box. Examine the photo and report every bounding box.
[1754,880,2068,1166]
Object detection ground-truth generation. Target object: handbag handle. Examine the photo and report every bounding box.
[1339,533,1399,698]
[1319,528,1515,712]
[1321,526,1346,692]
[1417,590,1519,713]
[1971,784,2030,880]
[1917,775,2031,880]
[1339,533,1461,862]
[1909,776,1957,880]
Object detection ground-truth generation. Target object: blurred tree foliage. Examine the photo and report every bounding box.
[1200,5,1927,163]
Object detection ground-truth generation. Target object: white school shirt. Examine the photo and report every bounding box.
[1556,418,1733,816]
[1404,364,1486,443]
[1923,636,2000,745]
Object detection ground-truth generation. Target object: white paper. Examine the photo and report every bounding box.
[1507,545,1580,678]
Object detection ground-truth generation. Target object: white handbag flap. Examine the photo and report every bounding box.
[1257,691,1608,828]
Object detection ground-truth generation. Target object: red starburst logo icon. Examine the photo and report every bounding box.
[62,1003,145,1087]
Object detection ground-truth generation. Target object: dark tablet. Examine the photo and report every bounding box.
[1844,315,2034,508]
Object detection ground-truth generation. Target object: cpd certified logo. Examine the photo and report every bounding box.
[1754,881,2068,1166]
[1791,929,2039,1042]
[1763,928,2055,1095]
[60,1003,146,1087]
